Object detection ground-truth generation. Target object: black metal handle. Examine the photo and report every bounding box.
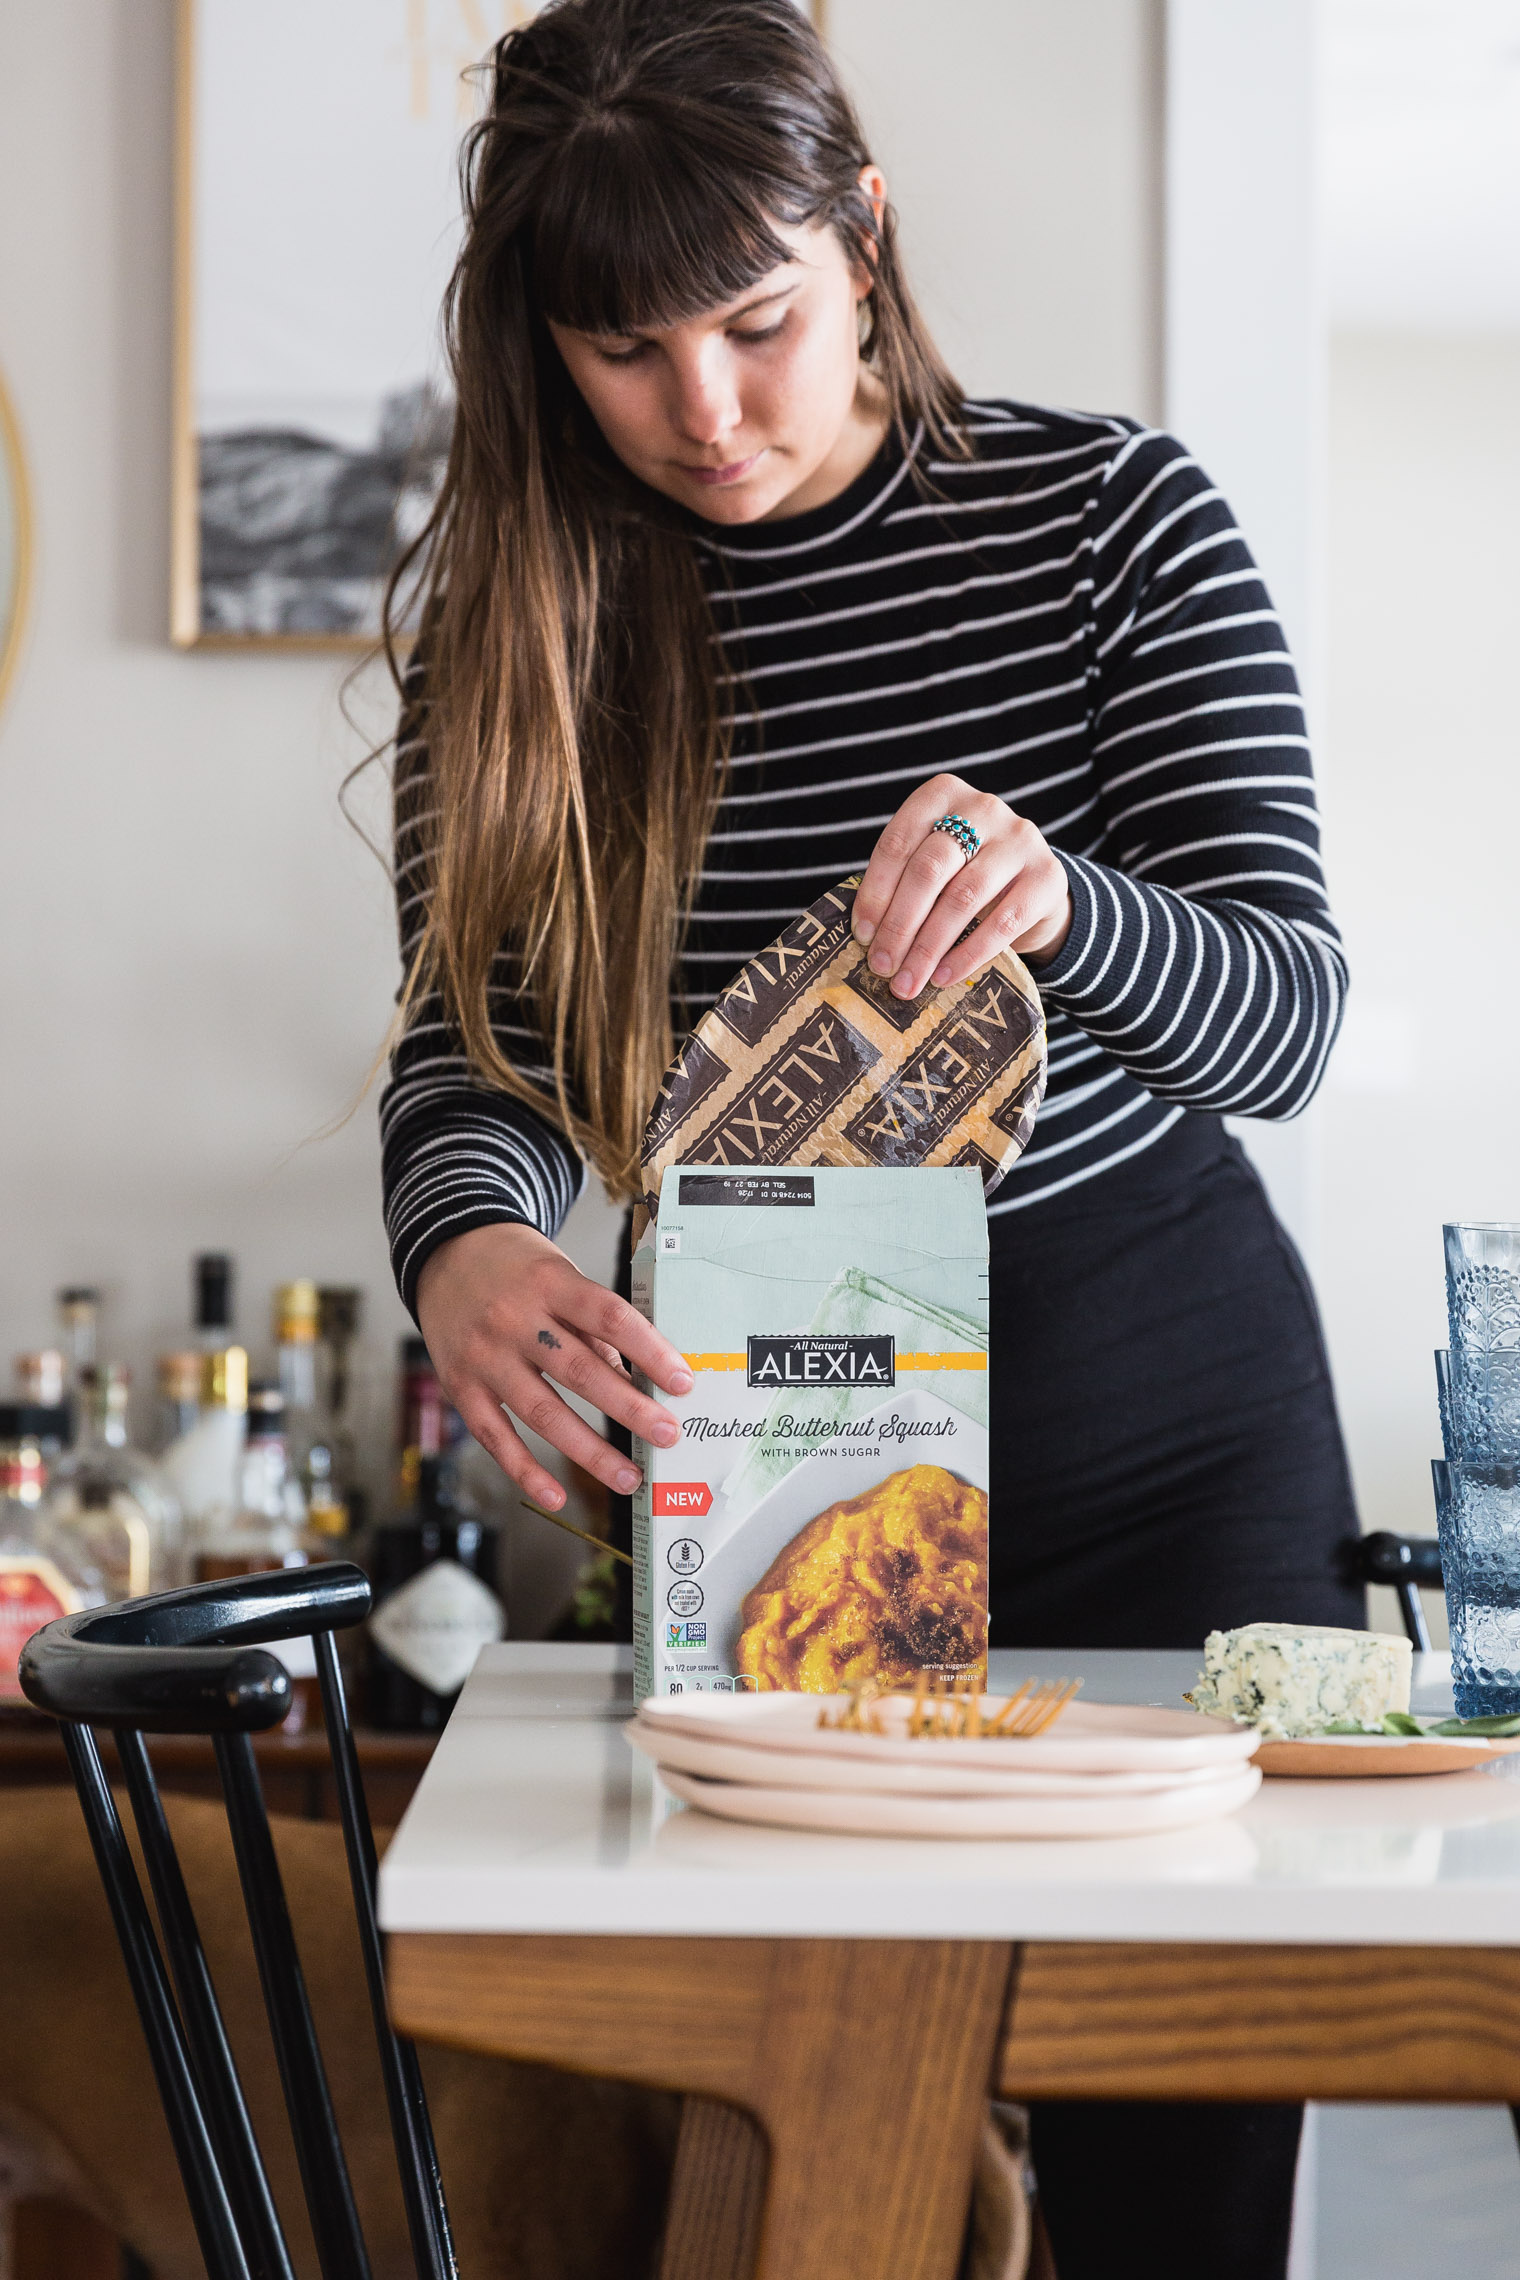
[1338,1531,1442,1653]
[19,1563,370,1732]
[1346,1531,1444,1589]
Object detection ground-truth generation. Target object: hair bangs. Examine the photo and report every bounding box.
[532,118,801,337]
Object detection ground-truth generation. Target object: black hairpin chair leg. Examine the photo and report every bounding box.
[116,1729,296,2280]
[315,1633,459,2279]
[1394,1579,1432,1653]
[61,1725,253,2280]
[214,1731,372,2280]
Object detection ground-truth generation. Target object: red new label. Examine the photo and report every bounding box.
[653,1482,713,1517]
[0,1564,73,1700]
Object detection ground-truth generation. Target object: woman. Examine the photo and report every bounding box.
[379,2,1357,2271]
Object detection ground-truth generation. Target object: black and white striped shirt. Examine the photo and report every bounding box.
[381,400,1346,1314]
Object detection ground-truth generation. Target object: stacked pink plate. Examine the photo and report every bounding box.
[627,1690,1262,1840]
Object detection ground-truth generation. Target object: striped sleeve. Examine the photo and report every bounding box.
[378,666,586,1320]
[1033,430,1347,1120]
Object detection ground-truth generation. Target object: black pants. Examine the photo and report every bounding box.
[989,1112,1357,2279]
[615,1111,1359,2277]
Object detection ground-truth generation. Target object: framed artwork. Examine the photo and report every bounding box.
[0,367,32,717]
[171,0,826,651]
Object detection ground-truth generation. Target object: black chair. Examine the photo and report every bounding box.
[1338,1530,1445,1651]
[19,1562,457,2280]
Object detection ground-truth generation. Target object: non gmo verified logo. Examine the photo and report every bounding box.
[746,1334,896,1389]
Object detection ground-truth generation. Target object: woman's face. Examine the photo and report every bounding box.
[547,179,887,525]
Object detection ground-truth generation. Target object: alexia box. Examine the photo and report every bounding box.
[630,1164,989,1700]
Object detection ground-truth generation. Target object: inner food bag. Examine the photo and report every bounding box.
[631,874,1047,1246]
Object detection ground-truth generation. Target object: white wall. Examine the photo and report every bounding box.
[1167,0,1321,673]
[0,0,1164,1631]
[1318,332,1520,1574]
[0,4,402,1380]
[1165,0,1325,1259]
[829,0,1163,421]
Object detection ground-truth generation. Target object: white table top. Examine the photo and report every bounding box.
[377,1643,1520,1947]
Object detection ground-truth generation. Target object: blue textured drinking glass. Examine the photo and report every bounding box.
[1443,1227,1520,1468]
[1436,1350,1457,1461]
[1435,1343,1520,1467]
[1432,1454,1520,1717]
[1445,1222,1520,1360]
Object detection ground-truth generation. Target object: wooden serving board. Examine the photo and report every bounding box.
[1258,1734,1520,1779]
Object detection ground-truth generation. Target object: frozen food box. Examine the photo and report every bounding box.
[630,1164,990,1700]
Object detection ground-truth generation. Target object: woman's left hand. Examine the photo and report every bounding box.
[851,773,1074,997]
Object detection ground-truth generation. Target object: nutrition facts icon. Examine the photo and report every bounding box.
[667,1538,704,1575]
[667,1580,704,1618]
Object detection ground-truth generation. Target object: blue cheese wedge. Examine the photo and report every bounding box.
[1189,1623,1412,1740]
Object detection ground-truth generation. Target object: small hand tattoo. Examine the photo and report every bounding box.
[537,1329,562,1351]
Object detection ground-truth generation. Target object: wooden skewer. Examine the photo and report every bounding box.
[985,1677,1039,1735]
[817,1673,1085,1742]
[1031,1677,1083,1735]
[518,1499,634,1568]
[998,1677,1082,1738]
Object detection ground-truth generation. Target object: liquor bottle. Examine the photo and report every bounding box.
[161,1345,248,1543]
[56,1288,101,1444]
[317,1287,365,1534]
[365,1454,504,1731]
[395,1335,465,1496]
[13,1356,68,1462]
[273,1281,347,1541]
[362,1337,501,1729]
[41,1365,184,1598]
[156,1351,203,1450]
[196,1382,306,1569]
[194,1381,318,1731]
[14,1352,65,1408]
[56,1288,100,1381]
[0,1405,100,1706]
[194,1253,235,1353]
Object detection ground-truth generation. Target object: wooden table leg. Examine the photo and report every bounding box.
[390,1933,1014,2280]
[658,2099,767,2280]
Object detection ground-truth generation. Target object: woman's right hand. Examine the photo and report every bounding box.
[414,1221,692,1511]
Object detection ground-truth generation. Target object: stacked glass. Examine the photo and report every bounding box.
[1434,1224,1520,1716]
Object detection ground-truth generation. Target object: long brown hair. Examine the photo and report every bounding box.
[389,0,963,1202]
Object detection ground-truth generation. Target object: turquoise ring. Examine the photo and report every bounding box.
[930,812,982,863]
